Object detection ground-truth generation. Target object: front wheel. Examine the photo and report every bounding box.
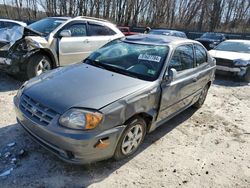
[193,84,209,109]
[26,54,52,79]
[114,117,146,160]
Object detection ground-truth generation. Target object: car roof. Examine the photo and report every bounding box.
[124,34,194,46]
[0,19,27,26]
[203,32,224,35]
[222,39,250,43]
[47,17,71,20]
[151,29,185,34]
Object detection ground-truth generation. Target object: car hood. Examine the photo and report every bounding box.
[0,26,24,51]
[209,50,250,61]
[0,26,45,52]
[23,63,150,114]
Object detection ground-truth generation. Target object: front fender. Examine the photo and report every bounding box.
[100,83,161,131]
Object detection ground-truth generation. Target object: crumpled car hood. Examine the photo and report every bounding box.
[24,63,150,114]
[0,26,45,52]
[209,50,250,61]
[0,26,24,51]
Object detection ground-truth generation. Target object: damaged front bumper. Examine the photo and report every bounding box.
[216,65,248,77]
[14,96,125,164]
[0,54,26,74]
[0,48,39,75]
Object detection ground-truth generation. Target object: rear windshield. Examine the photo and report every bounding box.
[215,41,250,53]
[28,18,66,35]
[85,40,169,81]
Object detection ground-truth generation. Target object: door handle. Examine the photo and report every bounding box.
[192,77,198,82]
[83,39,89,43]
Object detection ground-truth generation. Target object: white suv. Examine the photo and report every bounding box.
[0,16,124,79]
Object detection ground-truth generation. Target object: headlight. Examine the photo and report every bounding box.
[59,109,103,130]
[233,59,250,67]
[16,81,28,99]
[16,40,28,51]
[16,39,40,52]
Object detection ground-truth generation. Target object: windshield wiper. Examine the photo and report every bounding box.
[104,65,140,79]
[84,58,108,70]
[85,58,140,79]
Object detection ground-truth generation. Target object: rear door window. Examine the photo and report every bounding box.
[89,23,115,36]
[194,44,207,66]
[169,44,194,72]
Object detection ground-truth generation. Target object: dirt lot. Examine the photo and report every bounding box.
[0,72,250,188]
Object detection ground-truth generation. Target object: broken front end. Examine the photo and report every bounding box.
[215,58,250,80]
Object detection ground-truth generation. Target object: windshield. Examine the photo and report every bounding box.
[85,40,169,81]
[201,33,223,40]
[215,41,250,53]
[28,18,66,35]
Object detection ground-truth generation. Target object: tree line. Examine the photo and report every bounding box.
[1,0,250,32]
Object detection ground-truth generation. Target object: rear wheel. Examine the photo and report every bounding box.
[193,84,209,109]
[243,68,250,83]
[26,54,52,79]
[114,117,146,160]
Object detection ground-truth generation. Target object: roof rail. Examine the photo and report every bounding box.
[74,16,110,23]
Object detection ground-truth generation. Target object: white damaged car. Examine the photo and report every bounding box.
[0,16,124,80]
[209,40,250,82]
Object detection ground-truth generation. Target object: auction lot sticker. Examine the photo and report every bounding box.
[138,54,162,62]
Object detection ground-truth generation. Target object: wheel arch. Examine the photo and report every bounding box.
[30,49,57,69]
[207,80,212,88]
[124,112,153,133]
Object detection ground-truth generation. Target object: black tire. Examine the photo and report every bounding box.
[8,73,27,82]
[26,54,52,79]
[114,117,147,160]
[243,68,250,83]
[193,84,209,109]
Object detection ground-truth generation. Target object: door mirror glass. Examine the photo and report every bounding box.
[165,68,177,82]
[59,30,71,37]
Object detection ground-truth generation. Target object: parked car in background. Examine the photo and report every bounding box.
[0,16,124,80]
[148,29,187,38]
[196,32,227,50]
[209,40,250,82]
[118,26,138,36]
[15,35,215,164]
[0,19,27,29]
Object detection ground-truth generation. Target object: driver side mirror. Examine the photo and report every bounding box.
[164,68,177,82]
[59,30,71,37]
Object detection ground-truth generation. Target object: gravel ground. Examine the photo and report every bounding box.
[0,72,250,188]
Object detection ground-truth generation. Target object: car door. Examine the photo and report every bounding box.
[58,22,90,66]
[157,44,201,123]
[87,22,116,51]
[193,43,212,91]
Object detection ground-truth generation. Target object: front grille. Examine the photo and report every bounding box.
[215,58,234,67]
[20,94,57,126]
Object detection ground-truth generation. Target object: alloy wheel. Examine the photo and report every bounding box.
[121,124,143,155]
[36,58,51,76]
